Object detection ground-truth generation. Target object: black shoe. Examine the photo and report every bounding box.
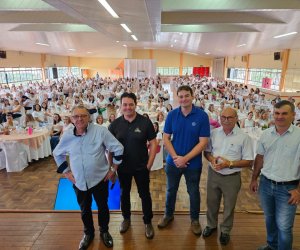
[119,219,131,233]
[219,232,230,246]
[202,226,217,237]
[78,234,94,250]
[145,223,154,239]
[100,231,113,248]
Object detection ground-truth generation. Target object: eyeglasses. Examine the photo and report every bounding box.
[72,114,88,119]
[220,116,236,121]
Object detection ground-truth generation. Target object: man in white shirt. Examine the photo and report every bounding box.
[250,100,300,250]
[203,107,254,245]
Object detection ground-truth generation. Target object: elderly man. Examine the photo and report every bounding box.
[53,105,124,250]
[250,100,300,250]
[203,107,254,245]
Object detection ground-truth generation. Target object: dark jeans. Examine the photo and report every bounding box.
[50,136,60,151]
[118,168,153,224]
[73,180,109,236]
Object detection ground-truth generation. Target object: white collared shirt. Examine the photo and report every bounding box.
[206,126,254,175]
[257,125,300,182]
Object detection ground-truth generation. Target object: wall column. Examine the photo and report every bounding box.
[245,54,250,85]
[179,52,183,76]
[149,49,153,59]
[279,49,290,91]
[68,56,71,74]
[40,53,46,81]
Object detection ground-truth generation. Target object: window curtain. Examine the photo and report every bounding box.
[124,59,156,78]
[212,58,225,80]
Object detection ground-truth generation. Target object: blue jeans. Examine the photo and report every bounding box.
[259,175,298,250]
[165,163,201,220]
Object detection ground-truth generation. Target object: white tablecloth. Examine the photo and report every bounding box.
[0,129,52,172]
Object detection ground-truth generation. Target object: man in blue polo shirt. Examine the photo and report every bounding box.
[157,85,210,235]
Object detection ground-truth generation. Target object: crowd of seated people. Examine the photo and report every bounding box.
[0,74,299,141]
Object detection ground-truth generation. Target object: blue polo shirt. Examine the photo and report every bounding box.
[164,105,210,169]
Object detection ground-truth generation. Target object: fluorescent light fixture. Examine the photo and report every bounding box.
[123,44,127,47]
[174,39,177,43]
[179,32,183,35]
[273,32,297,39]
[120,23,132,33]
[185,51,198,56]
[131,35,138,41]
[68,48,76,51]
[87,51,92,54]
[35,42,49,46]
[116,40,120,43]
[205,52,210,55]
[237,44,246,47]
[170,44,174,47]
[98,0,119,18]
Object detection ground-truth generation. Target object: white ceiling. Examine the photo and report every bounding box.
[0,0,300,58]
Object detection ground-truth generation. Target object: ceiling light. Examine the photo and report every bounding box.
[185,51,198,55]
[205,52,210,55]
[170,44,174,47]
[237,44,246,47]
[123,44,127,47]
[35,42,49,46]
[87,51,92,54]
[120,23,132,33]
[98,0,119,18]
[68,48,76,51]
[273,32,298,39]
[174,40,177,43]
[131,35,138,41]
[116,40,120,43]
[179,32,183,35]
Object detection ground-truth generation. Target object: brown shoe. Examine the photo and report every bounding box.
[157,215,174,228]
[119,219,130,234]
[191,220,202,236]
[145,223,154,239]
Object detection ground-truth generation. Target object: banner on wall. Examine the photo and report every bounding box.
[193,67,210,77]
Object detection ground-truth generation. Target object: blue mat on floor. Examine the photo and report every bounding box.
[54,178,120,210]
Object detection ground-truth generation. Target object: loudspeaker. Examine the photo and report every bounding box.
[0,51,6,59]
[227,68,231,78]
[52,67,58,79]
[274,52,281,60]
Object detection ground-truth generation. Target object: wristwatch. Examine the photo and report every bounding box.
[110,166,116,173]
[229,161,234,169]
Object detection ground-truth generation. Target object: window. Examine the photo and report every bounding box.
[226,68,246,83]
[248,68,281,90]
[182,67,193,75]
[156,67,180,76]
[0,67,43,85]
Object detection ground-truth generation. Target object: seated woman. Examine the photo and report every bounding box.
[103,113,116,128]
[11,99,24,120]
[3,112,19,130]
[95,114,104,126]
[241,111,256,128]
[23,113,39,129]
[257,110,270,129]
[32,104,46,125]
[151,122,163,171]
[50,113,63,151]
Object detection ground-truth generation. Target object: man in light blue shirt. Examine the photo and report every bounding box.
[53,106,123,250]
[250,100,300,250]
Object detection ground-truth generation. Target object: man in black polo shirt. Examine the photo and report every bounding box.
[109,92,157,239]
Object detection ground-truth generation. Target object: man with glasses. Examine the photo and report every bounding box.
[53,105,124,250]
[158,85,210,236]
[250,100,300,250]
[203,107,254,245]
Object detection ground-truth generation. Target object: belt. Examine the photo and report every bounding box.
[214,170,241,177]
[262,175,299,186]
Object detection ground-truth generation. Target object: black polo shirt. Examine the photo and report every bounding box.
[109,113,156,173]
